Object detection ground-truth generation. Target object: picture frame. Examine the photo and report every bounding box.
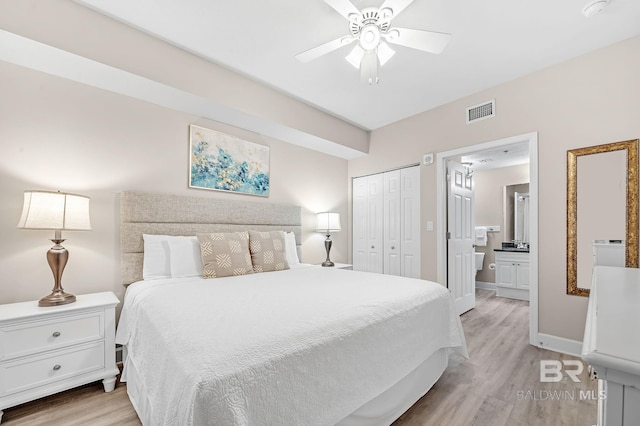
[189,125,270,197]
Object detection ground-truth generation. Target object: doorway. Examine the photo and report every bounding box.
[436,132,539,346]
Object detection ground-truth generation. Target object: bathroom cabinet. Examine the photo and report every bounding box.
[494,250,530,300]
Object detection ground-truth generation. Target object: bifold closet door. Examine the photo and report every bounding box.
[353,166,419,277]
[352,174,383,273]
[384,170,402,275]
[400,166,421,278]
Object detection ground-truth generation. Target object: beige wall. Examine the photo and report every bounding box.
[349,35,640,341]
[474,164,530,283]
[0,3,353,307]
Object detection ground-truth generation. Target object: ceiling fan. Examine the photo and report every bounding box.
[295,0,451,84]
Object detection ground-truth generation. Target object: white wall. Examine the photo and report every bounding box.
[0,2,356,307]
[349,35,640,342]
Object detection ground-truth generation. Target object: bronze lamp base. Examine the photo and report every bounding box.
[40,237,75,307]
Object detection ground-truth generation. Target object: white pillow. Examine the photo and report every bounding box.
[142,234,171,280]
[168,236,203,278]
[282,231,300,266]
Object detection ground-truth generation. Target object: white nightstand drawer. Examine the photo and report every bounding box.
[0,312,104,360]
[0,341,105,396]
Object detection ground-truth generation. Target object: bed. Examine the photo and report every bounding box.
[116,191,467,425]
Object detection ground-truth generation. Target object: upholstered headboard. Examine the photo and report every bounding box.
[120,191,302,286]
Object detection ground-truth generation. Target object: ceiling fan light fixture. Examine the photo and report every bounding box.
[359,24,381,51]
[345,45,364,68]
[377,41,395,66]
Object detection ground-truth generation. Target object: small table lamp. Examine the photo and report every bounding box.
[316,212,341,267]
[17,190,92,307]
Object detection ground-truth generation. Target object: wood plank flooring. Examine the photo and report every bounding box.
[2,289,596,425]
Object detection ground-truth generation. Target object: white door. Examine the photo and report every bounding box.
[400,166,421,278]
[352,176,369,271]
[353,174,384,273]
[447,161,475,315]
[367,174,384,274]
[384,170,401,275]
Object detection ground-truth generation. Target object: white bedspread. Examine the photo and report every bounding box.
[116,265,467,426]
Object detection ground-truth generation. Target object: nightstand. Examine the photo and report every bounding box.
[319,263,353,270]
[0,292,120,422]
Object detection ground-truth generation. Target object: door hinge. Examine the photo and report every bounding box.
[446,232,451,239]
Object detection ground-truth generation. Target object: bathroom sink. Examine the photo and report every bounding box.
[495,242,529,252]
[494,247,530,253]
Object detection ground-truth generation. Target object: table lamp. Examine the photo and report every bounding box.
[17,190,92,306]
[316,212,341,267]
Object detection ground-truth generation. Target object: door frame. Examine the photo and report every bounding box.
[436,131,539,346]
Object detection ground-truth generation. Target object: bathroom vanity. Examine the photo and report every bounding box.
[494,248,530,301]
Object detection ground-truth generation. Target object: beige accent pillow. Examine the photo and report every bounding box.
[248,230,289,273]
[197,232,253,278]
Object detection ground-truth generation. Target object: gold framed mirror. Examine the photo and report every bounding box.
[567,139,639,296]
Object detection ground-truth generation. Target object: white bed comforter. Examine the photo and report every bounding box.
[116,266,467,426]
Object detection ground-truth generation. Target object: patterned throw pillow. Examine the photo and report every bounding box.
[197,232,253,278]
[248,230,289,273]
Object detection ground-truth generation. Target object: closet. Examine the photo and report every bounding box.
[352,165,421,278]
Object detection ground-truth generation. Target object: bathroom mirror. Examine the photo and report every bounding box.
[503,183,529,241]
[567,139,639,296]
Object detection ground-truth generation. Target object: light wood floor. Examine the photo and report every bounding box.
[2,289,596,425]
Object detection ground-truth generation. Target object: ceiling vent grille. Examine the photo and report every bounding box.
[466,99,495,124]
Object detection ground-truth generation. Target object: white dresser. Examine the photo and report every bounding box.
[0,292,120,422]
[582,266,640,426]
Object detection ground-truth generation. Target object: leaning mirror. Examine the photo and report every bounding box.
[567,139,639,296]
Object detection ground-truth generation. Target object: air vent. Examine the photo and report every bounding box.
[466,99,495,124]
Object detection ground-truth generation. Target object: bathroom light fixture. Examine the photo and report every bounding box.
[582,0,609,18]
[17,190,92,306]
[316,212,341,267]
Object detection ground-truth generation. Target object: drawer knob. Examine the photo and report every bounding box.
[52,331,61,338]
[53,364,61,371]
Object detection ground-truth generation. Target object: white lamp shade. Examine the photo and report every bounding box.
[316,212,341,233]
[17,191,92,231]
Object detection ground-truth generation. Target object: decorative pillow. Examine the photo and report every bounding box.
[168,236,203,278]
[281,231,300,266]
[249,230,289,273]
[197,232,253,278]
[142,234,171,280]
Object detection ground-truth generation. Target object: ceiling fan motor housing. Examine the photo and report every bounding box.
[350,7,391,51]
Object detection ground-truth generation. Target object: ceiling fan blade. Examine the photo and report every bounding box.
[384,28,451,54]
[378,0,416,19]
[324,0,361,20]
[295,36,355,63]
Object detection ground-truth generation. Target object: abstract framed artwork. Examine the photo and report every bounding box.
[189,125,270,197]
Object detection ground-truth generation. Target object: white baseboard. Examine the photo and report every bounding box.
[475,280,496,290]
[536,333,583,357]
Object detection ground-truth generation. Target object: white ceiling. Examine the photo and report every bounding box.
[75,0,640,131]
[461,141,530,171]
